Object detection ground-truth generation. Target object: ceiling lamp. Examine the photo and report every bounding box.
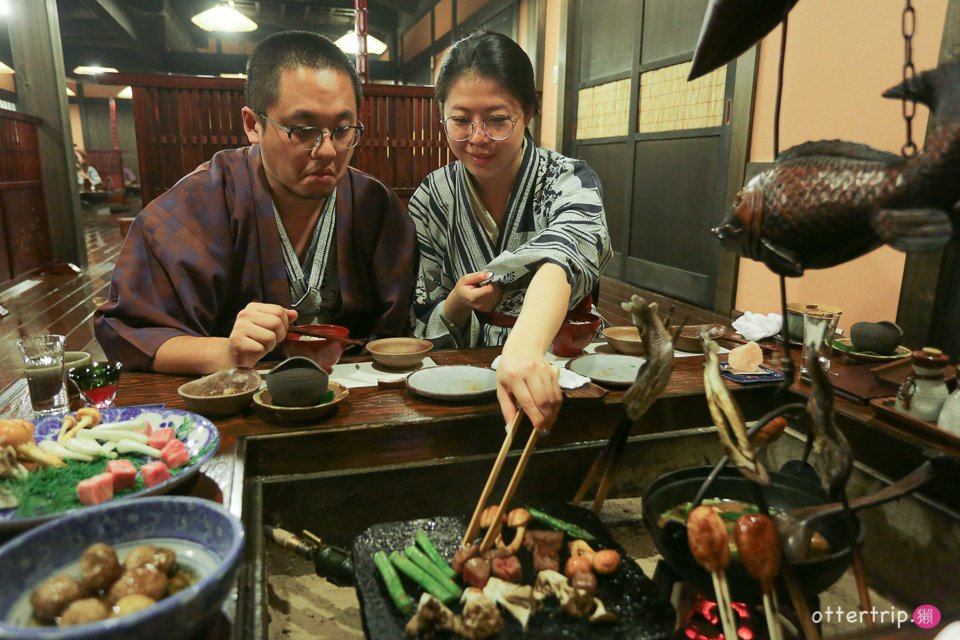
[0,0,8,16]
[116,86,133,99]
[219,73,246,79]
[0,61,13,74]
[191,1,257,33]
[73,65,119,75]
[66,86,76,97]
[335,31,387,56]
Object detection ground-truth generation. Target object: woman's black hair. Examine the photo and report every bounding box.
[435,30,540,116]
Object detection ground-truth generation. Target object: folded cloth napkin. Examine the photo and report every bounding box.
[490,355,591,390]
[732,312,783,342]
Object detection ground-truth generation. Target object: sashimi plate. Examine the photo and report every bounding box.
[0,407,219,532]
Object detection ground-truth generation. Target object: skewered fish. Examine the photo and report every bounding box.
[702,337,769,485]
[621,295,675,420]
[713,58,960,276]
[804,351,852,498]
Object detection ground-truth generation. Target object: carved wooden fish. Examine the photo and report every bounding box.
[713,58,960,276]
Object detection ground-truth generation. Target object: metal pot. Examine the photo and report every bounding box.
[642,465,862,603]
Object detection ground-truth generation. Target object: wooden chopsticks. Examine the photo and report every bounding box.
[286,325,366,346]
[462,412,541,553]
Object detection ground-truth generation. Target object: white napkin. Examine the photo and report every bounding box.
[490,355,591,390]
[732,312,783,341]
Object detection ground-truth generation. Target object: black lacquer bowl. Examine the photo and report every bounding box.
[353,502,674,639]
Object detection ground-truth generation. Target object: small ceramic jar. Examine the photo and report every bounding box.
[937,371,960,436]
[896,347,950,422]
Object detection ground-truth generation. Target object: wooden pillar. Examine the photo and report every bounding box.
[7,0,86,267]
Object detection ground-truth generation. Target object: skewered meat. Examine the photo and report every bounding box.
[460,587,503,639]
[80,543,122,591]
[452,544,479,573]
[687,506,731,573]
[733,513,782,593]
[60,598,110,626]
[523,530,563,572]
[108,566,169,603]
[30,575,84,622]
[462,556,491,589]
[123,545,176,574]
[491,555,522,583]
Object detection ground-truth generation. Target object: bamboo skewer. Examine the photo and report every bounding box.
[462,412,523,546]
[711,572,739,640]
[687,506,738,640]
[479,427,541,553]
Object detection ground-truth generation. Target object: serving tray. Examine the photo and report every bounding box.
[869,397,960,454]
[353,502,674,639]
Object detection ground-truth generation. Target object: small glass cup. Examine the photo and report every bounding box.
[18,334,68,417]
[68,361,122,409]
[801,310,842,374]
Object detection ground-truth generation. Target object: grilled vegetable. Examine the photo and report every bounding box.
[374,551,413,616]
[526,507,596,541]
[404,545,462,599]
[389,551,458,604]
[415,530,458,579]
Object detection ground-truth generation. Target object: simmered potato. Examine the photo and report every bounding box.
[81,543,122,591]
[30,575,84,623]
[108,567,168,603]
[60,598,110,626]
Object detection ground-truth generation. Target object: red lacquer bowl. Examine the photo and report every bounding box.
[551,313,602,358]
[280,324,350,372]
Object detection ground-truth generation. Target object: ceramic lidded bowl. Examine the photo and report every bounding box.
[280,324,349,372]
[265,357,329,407]
[671,324,726,353]
[0,496,244,640]
[551,313,602,358]
[850,321,903,355]
[178,368,261,417]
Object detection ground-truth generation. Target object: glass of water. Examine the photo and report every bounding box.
[17,335,68,417]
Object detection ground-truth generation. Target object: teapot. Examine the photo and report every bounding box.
[895,347,949,422]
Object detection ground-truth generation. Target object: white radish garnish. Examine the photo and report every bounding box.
[77,429,148,444]
[65,438,102,456]
[92,419,147,432]
[38,440,93,462]
[116,439,161,458]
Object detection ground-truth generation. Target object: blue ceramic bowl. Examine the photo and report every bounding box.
[0,496,244,640]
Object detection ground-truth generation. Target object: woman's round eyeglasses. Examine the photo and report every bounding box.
[255,110,364,151]
[441,115,520,142]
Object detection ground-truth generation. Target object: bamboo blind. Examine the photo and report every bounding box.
[638,62,726,133]
[576,78,631,140]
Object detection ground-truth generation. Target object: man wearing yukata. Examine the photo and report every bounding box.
[95,31,416,373]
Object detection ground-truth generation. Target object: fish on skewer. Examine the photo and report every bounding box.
[572,294,674,510]
[804,350,851,499]
[734,514,783,640]
[713,58,960,277]
[702,337,769,485]
[687,505,738,640]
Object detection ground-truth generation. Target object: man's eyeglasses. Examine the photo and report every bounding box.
[441,115,520,142]
[255,111,364,151]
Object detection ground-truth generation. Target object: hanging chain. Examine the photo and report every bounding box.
[901,0,918,157]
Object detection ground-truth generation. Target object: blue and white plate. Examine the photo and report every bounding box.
[719,361,785,384]
[0,407,220,532]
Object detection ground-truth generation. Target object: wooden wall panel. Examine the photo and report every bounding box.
[578,0,639,83]
[573,142,629,252]
[105,75,451,206]
[641,0,709,65]
[0,109,53,283]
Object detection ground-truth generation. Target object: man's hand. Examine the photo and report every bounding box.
[228,303,298,368]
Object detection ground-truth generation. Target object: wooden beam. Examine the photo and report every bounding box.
[82,0,161,67]
[7,0,86,267]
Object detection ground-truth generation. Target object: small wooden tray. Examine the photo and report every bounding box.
[869,396,960,453]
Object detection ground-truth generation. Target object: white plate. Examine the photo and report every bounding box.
[405,365,497,401]
[566,353,645,387]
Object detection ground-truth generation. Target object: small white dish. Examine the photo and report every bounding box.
[566,353,646,387]
[405,365,497,401]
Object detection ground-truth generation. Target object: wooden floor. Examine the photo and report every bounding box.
[0,210,725,397]
[0,212,122,393]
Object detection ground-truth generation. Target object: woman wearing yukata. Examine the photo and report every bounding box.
[409,30,612,433]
